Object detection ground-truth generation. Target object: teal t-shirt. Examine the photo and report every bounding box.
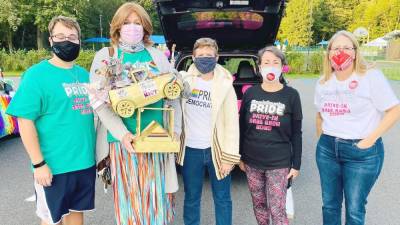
[107,49,163,142]
[6,60,95,175]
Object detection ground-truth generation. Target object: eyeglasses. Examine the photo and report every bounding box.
[329,47,356,52]
[51,33,80,42]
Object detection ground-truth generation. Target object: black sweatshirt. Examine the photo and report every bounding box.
[239,84,303,170]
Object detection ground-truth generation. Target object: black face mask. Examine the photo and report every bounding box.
[51,41,80,62]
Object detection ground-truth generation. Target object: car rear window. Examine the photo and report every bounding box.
[177,11,264,31]
[221,57,256,75]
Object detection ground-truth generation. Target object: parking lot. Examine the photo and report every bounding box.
[1,78,399,225]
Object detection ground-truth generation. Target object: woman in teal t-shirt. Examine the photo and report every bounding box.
[89,3,180,225]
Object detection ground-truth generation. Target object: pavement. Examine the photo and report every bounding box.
[1,78,399,225]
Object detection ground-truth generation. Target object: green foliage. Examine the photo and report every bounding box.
[309,51,324,74]
[311,0,332,42]
[286,50,324,74]
[0,49,95,72]
[23,49,51,69]
[279,0,400,46]
[79,0,126,39]
[0,50,25,71]
[279,0,313,46]
[137,0,162,34]
[24,0,90,31]
[325,0,359,32]
[311,0,353,43]
[0,0,25,50]
[349,0,400,39]
[382,67,400,81]
[0,0,160,50]
[75,50,96,71]
[0,0,22,29]
[286,51,306,73]
[0,0,399,50]
[0,49,49,71]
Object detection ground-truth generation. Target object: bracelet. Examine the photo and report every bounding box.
[32,160,46,169]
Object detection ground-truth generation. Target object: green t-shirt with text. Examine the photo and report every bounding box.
[6,60,95,175]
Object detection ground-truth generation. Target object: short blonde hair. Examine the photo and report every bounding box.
[110,2,153,46]
[193,38,219,55]
[322,30,371,83]
[48,16,81,37]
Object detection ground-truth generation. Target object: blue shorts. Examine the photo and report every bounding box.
[34,166,96,224]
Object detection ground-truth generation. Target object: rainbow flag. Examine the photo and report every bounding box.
[148,61,160,75]
[0,95,19,138]
[191,89,200,98]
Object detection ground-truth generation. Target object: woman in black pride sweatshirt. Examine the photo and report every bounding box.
[239,46,303,225]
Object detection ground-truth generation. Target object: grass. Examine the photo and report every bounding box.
[3,71,23,77]
[381,68,400,81]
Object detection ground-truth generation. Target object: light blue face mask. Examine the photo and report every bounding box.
[194,57,217,74]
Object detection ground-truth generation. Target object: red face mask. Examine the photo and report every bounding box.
[330,50,354,71]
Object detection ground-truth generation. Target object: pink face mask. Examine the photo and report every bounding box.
[330,50,354,71]
[120,23,144,44]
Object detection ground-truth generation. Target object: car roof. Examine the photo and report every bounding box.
[155,0,286,52]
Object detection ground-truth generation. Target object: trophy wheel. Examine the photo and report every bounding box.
[164,82,181,99]
[116,100,135,118]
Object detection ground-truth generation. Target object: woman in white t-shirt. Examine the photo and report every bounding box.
[315,30,400,225]
[176,38,241,225]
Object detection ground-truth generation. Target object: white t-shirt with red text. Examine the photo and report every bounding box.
[314,69,399,139]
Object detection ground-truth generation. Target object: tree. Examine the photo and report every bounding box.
[311,0,362,44]
[137,0,162,34]
[279,0,314,46]
[311,0,332,43]
[326,0,360,31]
[0,0,163,50]
[79,0,126,40]
[5,0,398,51]
[17,0,90,49]
[349,0,400,39]
[0,0,23,51]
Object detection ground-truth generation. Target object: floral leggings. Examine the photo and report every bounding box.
[245,164,289,225]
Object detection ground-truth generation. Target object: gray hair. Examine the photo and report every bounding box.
[257,45,287,65]
[193,37,219,55]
